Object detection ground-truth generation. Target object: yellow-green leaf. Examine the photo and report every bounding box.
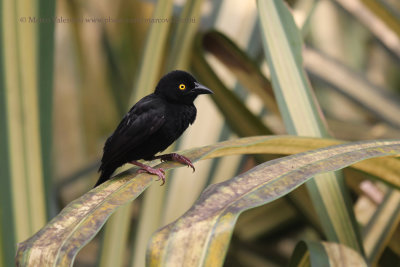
[16,171,154,267]
[257,0,363,253]
[304,47,400,128]
[334,0,400,59]
[201,31,279,114]
[192,35,273,137]
[148,139,399,266]
[363,189,400,265]
[1,0,51,265]
[16,136,400,266]
[289,241,367,267]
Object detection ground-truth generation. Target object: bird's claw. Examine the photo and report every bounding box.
[181,157,195,172]
[156,153,195,172]
[137,167,166,186]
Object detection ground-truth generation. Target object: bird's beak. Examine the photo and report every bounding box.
[193,82,213,95]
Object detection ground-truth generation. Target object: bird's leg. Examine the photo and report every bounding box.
[153,153,195,172]
[130,161,166,185]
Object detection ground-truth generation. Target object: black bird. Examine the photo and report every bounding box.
[95,70,213,187]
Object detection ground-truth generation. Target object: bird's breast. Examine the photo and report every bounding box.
[163,104,196,139]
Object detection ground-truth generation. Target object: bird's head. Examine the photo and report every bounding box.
[155,70,213,104]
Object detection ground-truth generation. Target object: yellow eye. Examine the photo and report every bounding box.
[179,84,186,90]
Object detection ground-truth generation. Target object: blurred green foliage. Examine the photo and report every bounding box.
[2,0,400,266]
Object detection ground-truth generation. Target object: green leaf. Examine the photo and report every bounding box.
[17,170,154,267]
[0,9,14,265]
[201,31,279,114]
[166,0,203,70]
[99,204,132,267]
[38,0,56,219]
[257,0,363,253]
[289,241,367,267]
[363,189,400,265]
[129,0,174,103]
[334,0,400,59]
[256,0,327,141]
[304,47,400,129]
[192,35,273,137]
[148,139,399,266]
[1,0,51,265]
[16,136,400,265]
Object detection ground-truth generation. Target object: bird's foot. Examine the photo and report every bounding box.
[137,168,166,185]
[154,153,195,172]
[130,161,166,185]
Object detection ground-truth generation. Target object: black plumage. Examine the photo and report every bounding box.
[95,70,213,187]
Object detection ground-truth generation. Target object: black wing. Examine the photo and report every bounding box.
[100,94,166,169]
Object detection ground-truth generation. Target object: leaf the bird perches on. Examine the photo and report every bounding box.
[16,136,400,266]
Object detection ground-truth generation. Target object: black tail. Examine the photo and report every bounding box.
[94,166,116,188]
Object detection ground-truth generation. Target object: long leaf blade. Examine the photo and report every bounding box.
[257,0,363,252]
[1,0,48,265]
[192,36,273,137]
[16,136,400,265]
[334,0,400,59]
[289,240,367,267]
[148,140,400,266]
[363,189,400,264]
[304,47,400,129]
[201,31,279,114]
